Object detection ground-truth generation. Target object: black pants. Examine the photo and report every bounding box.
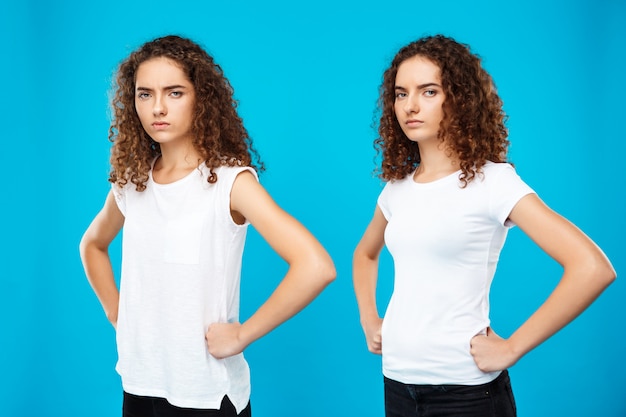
[122,392,251,417]
[384,370,517,417]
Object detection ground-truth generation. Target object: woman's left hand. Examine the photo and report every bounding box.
[205,322,247,359]
[470,327,518,372]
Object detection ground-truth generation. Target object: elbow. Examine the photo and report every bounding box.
[320,255,337,286]
[577,253,617,290]
[79,233,89,261]
[598,261,617,288]
[592,251,617,288]
[352,243,379,266]
[312,252,337,287]
[79,232,105,264]
[326,263,337,285]
[352,245,366,262]
[285,245,336,289]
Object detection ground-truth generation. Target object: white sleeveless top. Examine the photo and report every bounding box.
[112,163,256,413]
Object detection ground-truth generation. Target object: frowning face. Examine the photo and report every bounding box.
[135,57,196,148]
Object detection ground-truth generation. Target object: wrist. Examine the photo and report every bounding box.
[505,335,525,365]
[237,322,255,351]
[105,309,118,326]
[360,312,381,327]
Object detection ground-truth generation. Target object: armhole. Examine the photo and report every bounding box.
[226,167,258,227]
[111,183,126,216]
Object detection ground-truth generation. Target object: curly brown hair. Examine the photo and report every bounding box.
[376,34,509,186]
[108,35,263,191]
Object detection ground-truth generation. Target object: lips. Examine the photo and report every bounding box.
[405,119,423,127]
[152,122,170,130]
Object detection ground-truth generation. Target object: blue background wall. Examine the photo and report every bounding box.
[2,0,624,416]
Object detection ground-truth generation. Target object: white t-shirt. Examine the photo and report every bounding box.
[112,163,256,413]
[377,162,534,385]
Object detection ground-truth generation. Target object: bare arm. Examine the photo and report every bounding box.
[470,193,616,371]
[79,190,125,329]
[352,206,388,355]
[205,171,336,358]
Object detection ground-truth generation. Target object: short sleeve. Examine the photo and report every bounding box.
[111,183,127,216]
[377,182,392,221]
[488,164,535,227]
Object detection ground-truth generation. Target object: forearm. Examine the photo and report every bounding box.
[508,263,615,361]
[353,254,381,325]
[352,249,385,354]
[80,244,120,327]
[239,258,335,347]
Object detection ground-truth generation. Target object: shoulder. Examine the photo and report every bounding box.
[213,166,260,206]
[197,163,259,185]
[385,172,414,188]
[379,177,404,199]
[110,180,132,197]
[218,165,259,184]
[217,164,258,175]
[480,161,515,176]
[475,161,521,186]
[378,174,412,208]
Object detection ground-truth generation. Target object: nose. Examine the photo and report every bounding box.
[153,94,167,116]
[403,94,419,114]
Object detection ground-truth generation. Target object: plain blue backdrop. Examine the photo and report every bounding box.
[2,1,624,416]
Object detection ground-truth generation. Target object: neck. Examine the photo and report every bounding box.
[158,142,202,170]
[152,142,203,185]
[414,140,460,182]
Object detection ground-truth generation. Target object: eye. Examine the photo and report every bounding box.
[137,92,150,100]
[424,89,437,97]
[170,91,183,98]
[395,92,407,99]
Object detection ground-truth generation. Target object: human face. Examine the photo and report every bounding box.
[135,57,196,148]
[394,56,445,144]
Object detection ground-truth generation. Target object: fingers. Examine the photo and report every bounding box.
[204,322,245,359]
[367,328,382,355]
[368,341,382,355]
[369,335,382,353]
[470,333,483,347]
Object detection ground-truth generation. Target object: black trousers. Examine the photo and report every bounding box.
[384,370,517,417]
[122,392,251,417]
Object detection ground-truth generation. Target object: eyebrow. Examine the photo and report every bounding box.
[136,84,189,92]
[395,82,442,90]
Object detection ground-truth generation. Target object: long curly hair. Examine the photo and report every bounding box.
[108,35,263,191]
[376,34,509,186]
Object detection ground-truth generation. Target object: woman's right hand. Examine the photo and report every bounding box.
[362,317,383,355]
